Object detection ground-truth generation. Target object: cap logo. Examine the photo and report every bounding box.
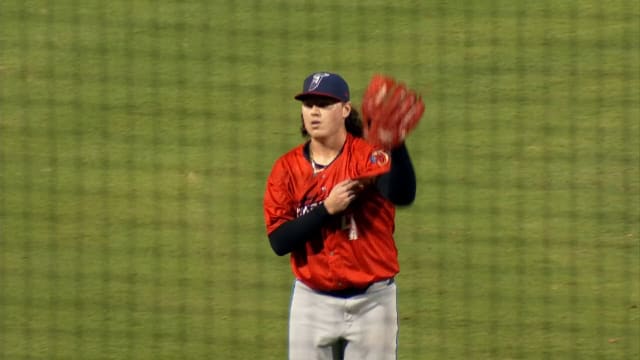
[308,72,331,91]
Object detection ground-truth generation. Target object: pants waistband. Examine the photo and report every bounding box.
[317,278,394,299]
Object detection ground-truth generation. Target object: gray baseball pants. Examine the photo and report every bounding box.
[288,279,398,360]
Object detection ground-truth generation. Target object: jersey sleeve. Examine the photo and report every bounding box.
[355,147,392,180]
[263,158,296,235]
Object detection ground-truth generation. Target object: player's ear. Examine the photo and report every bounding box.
[342,101,352,119]
[300,114,309,137]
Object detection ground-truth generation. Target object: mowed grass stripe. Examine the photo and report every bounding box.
[0,0,638,359]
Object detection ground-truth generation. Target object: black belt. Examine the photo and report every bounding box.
[319,278,395,299]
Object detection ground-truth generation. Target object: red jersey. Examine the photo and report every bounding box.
[264,133,398,291]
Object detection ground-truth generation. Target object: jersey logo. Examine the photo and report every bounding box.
[308,72,331,91]
[370,149,390,167]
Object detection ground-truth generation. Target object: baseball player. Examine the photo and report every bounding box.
[263,72,417,360]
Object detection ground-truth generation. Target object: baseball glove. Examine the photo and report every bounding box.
[361,74,425,150]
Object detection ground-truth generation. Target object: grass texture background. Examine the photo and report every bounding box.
[1,1,639,359]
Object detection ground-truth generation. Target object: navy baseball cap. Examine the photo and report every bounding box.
[294,72,350,102]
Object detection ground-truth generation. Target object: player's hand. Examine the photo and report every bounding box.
[324,179,364,215]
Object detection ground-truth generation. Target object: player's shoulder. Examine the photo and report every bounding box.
[347,135,385,158]
[348,135,374,150]
[269,143,306,173]
[276,143,305,163]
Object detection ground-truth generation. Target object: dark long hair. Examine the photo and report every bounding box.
[300,107,364,138]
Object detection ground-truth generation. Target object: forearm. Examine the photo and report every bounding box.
[268,205,330,256]
[376,143,417,205]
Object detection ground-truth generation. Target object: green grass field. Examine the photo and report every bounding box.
[1,1,639,359]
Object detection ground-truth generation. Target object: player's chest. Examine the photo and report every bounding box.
[293,157,356,203]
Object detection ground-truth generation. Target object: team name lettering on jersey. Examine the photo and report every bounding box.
[296,200,323,218]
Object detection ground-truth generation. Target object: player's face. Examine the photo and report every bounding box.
[301,97,351,140]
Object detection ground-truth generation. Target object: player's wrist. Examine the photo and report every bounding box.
[323,202,336,215]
